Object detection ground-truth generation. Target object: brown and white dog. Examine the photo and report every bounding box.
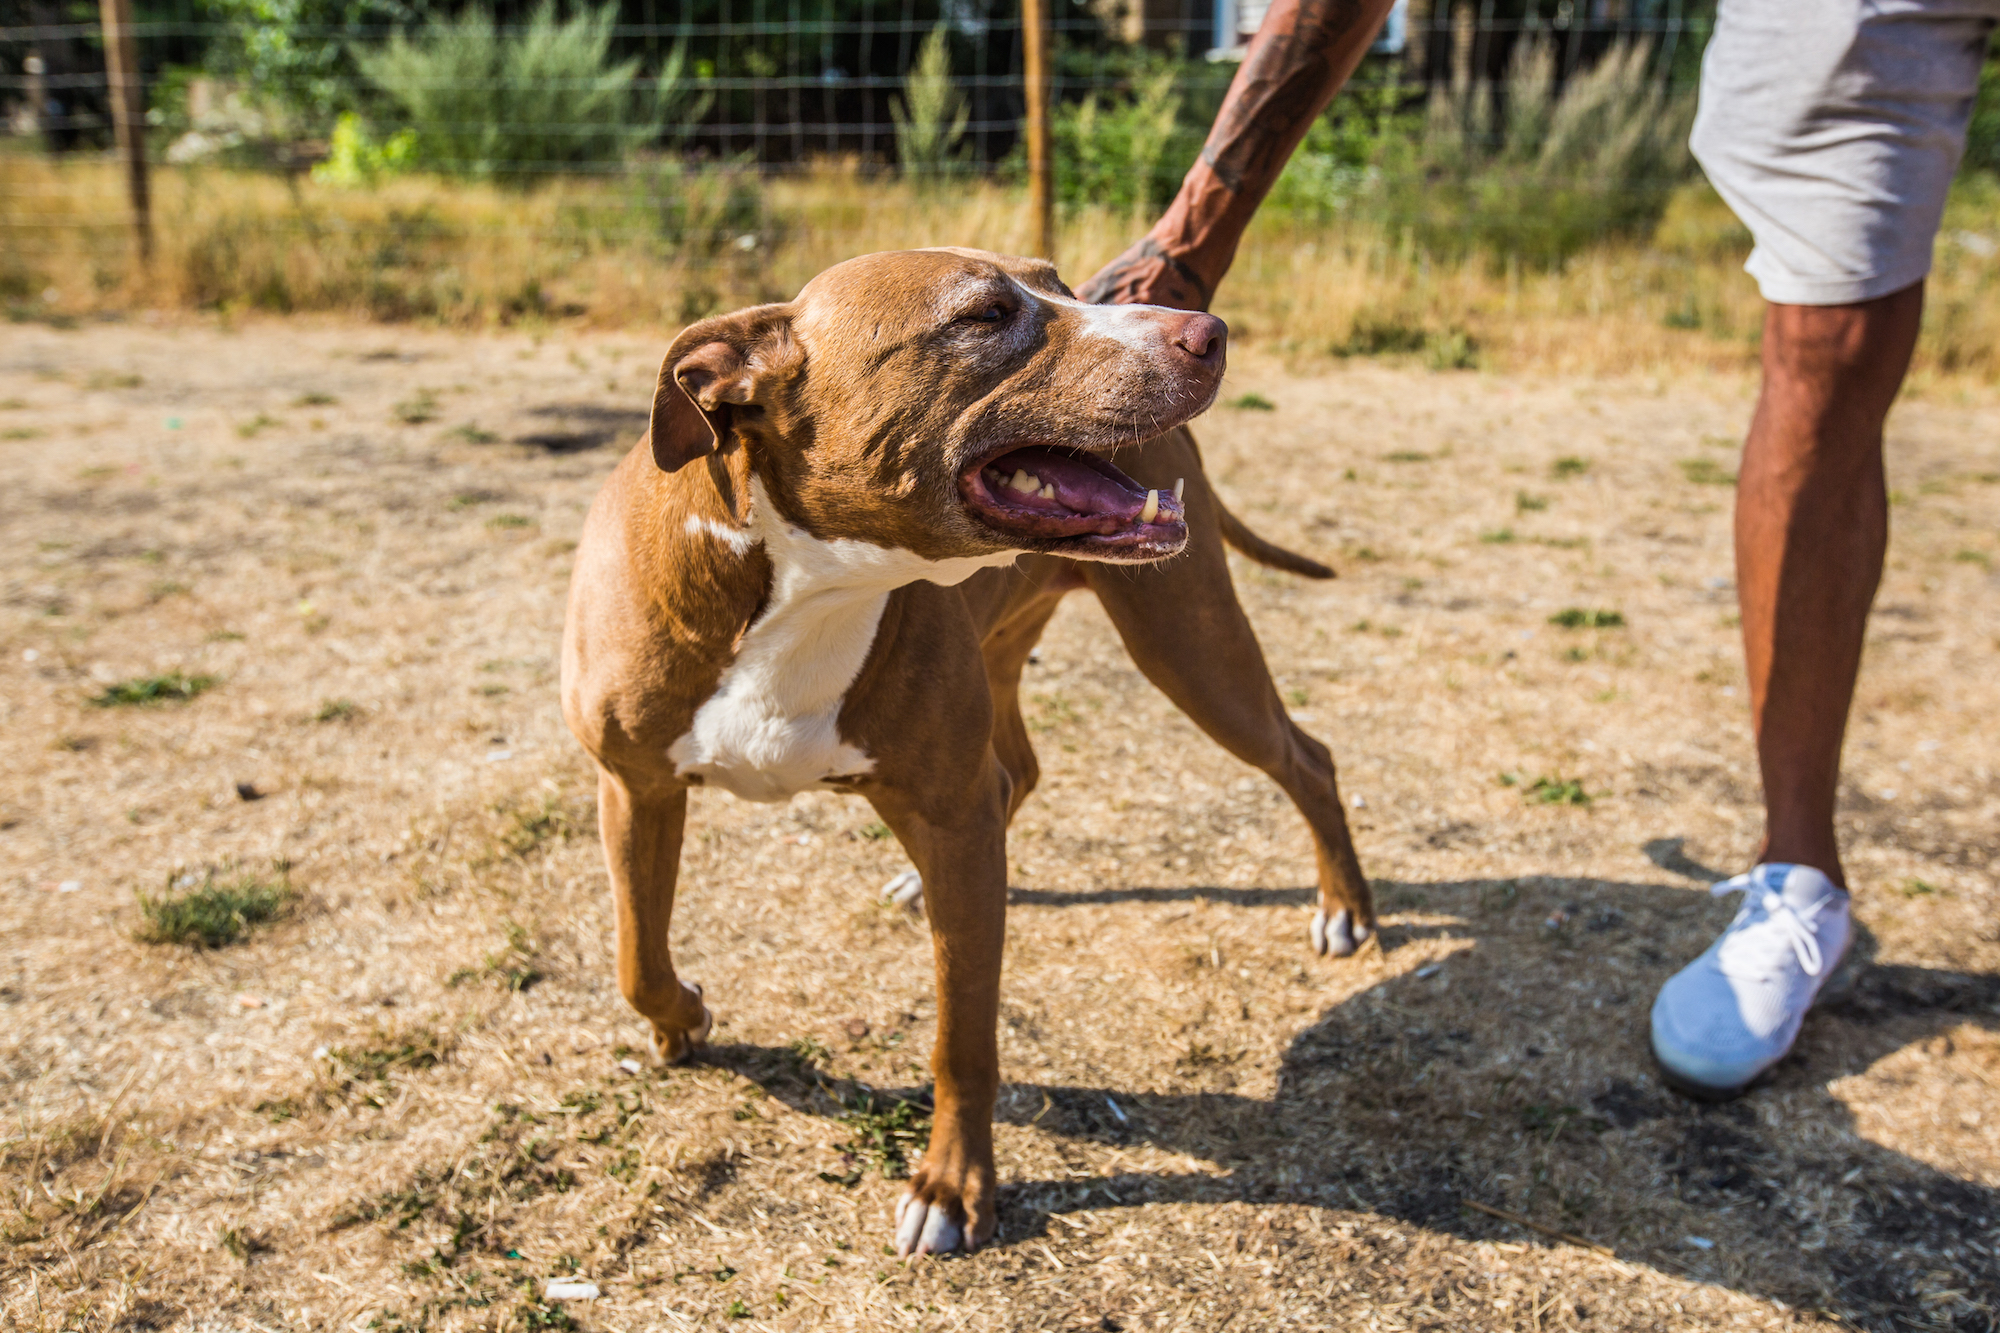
[560,248,1373,1258]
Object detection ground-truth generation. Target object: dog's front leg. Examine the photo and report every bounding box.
[868,758,1010,1257]
[596,768,712,1062]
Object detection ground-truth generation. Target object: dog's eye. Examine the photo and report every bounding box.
[963,303,1009,326]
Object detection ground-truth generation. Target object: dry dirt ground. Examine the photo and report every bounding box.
[2,316,1997,1333]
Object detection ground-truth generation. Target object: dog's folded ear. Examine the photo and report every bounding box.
[649,304,796,473]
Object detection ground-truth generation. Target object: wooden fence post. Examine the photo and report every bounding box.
[99,0,152,264]
[1022,0,1053,260]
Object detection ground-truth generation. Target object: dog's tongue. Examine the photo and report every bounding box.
[983,445,1145,518]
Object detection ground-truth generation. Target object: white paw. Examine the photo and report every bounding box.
[1310,907,1370,958]
[894,1189,965,1257]
[881,869,924,914]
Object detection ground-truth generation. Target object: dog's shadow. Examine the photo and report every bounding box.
[708,855,1998,1331]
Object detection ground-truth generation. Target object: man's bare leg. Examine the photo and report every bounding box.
[1650,281,1924,1100]
[1737,282,1924,885]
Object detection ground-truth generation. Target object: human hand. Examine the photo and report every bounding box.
[1075,236,1215,310]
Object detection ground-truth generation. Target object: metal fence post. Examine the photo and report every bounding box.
[1023,0,1054,260]
[99,0,152,264]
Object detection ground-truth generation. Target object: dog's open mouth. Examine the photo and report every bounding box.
[959,443,1187,558]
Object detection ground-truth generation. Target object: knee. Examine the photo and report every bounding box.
[1763,289,1921,413]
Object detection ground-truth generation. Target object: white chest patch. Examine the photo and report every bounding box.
[668,479,1018,802]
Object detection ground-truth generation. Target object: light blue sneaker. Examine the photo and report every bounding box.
[1650,863,1851,1100]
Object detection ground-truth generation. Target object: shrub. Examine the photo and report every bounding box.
[311,111,418,187]
[1053,64,1191,215]
[1367,39,1694,267]
[353,1,705,179]
[892,25,968,183]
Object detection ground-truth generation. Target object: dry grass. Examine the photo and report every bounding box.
[9,148,2000,381]
[2,319,1998,1331]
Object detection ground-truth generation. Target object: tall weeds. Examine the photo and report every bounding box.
[892,25,969,183]
[1378,39,1694,267]
[6,146,1998,381]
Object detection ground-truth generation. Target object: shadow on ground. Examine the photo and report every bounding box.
[714,866,2000,1333]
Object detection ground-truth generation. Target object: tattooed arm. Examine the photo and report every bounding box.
[1075,0,1397,309]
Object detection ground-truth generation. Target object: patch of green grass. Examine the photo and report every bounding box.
[85,371,142,390]
[821,1087,931,1183]
[89,670,218,707]
[1679,458,1736,486]
[292,391,338,407]
[328,1030,449,1086]
[857,820,892,841]
[1548,607,1626,629]
[394,391,441,424]
[448,921,544,992]
[450,423,501,443]
[1335,313,1428,357]
[1524,776,1591,806]
[1,427,42,441]
[1551,456,1590,479]
[1225,392,1275,411]
[449,491,498,510]
[515,1298,578,1331]
[0,397,26,409]
[1480,527,1516,544]
[487,513,535,530]
[1283,685,1310,707]
[1515,491,1549,513]
[498,796,576,857]
[1902,878,1936,898]
[1425,327,1479,371]
[315,698,360,723]
[1383,450,1431,463]
[1954,549,1991,568]
[235,413,280,438]
[133,872,293,947]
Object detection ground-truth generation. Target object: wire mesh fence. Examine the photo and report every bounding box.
[0,0,1734,330]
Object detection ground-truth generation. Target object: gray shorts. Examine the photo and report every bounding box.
[1691,0,1999,305]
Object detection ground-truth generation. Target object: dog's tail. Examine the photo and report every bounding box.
[1215,502,1336,580]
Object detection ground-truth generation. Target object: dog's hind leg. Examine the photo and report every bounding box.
[596,768,712,1061]
[1083,432,1375,957]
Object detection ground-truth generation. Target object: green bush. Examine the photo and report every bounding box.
[892,25,968,183]
[353,1,705,179]
[201,0,426,127]
[1964,54,2000,178]
[1052,63,1196,215]
[1381,39,1693,267]
[1277,41,1693,267]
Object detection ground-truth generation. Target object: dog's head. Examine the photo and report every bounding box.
[648,247,1226,564]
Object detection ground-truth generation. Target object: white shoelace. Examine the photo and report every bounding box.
[1711,872,1828,981]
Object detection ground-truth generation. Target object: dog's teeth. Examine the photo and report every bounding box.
[1139,489,1159,524]
[1010,469,1038,494]
[1039,483,1054,499]
[1173,477,1185,502]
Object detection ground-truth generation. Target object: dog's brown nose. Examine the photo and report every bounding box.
[1171,312,1226,363]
